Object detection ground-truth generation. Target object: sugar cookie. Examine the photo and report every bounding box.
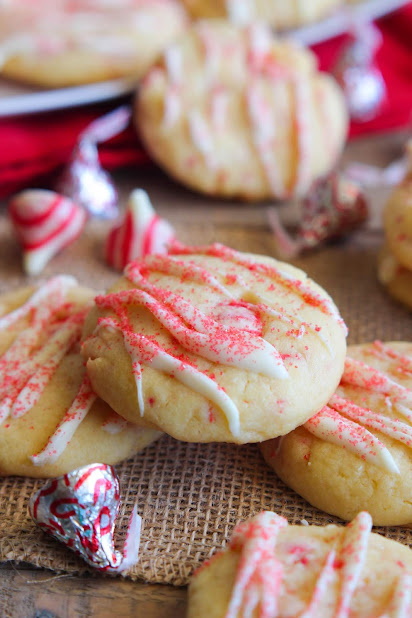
[82,242,347,444]
[0,277,161,478]
[188,511,412,618]
[261,341,412,525]
[0,0,187,87]
[136,21,348,201]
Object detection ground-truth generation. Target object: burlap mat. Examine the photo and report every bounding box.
[0,176,411,586]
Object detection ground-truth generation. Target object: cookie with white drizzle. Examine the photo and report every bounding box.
[82,242,347,444]
[181,0,343,30]
[0,277,161,478]
[0,0,187,88]
[135,20,348,201]
[261,341,412,526]
[188,511,412,618]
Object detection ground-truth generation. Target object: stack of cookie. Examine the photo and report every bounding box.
[0,242,348,477]
[0,276,161,478]
[2,241,412,613]
[378,143,412,310]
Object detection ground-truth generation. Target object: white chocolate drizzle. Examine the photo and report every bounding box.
[335,511,372,618]
[378,572,412,618]
[371,341,412,374]
[92,244,348,437]
[0,275,77,332]
[246,77,286,198]
[30,375,96,466]
[220,511,401,618]
[115,269,288,378]
[304,343,412,473]
[94,316,242,436]
[293,77,312,197]
[168,242,345,328]
[156,21,334,200]
[0,279,128,467]
[299,550,336,618]
[101,413,129,434]
[226,511,287,618]
[343,356,412,422]
[305,405,399,474]
[188,109,216,169]
[162,44,183,129]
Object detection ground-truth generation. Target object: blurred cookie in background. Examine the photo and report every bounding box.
[136,20,348,201]
[0,0,188,87]
[180,0,343,29]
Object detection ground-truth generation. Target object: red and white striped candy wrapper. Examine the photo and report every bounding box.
[9,189,86,276]
[105,188,176,271]
[29,463,141,573]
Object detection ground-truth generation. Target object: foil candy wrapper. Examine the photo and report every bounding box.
[57,106,132,219]
[268,173,369,259]
[332,21,386,122]
[29,463,141,573]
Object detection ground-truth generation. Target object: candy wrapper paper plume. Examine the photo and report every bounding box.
[57,106,132,219]
[268,173,369,259]
[29,463,141,573]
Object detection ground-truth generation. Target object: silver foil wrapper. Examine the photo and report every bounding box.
[332,21,386,122]
[57,106,132,219]
[268,173,368,258]
[29,463,141,573]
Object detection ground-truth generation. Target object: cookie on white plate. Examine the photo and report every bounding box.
[188,510,412,618]
[0,0,187,87]
[136,20,348,201]
[261,341,412,526]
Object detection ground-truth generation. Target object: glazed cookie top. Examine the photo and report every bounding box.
[303,341,412,476]
[82,243,347,443]
[0,277,160,477]
[136,20,348,201]
[188,511,412,618]
[262,341,412,525]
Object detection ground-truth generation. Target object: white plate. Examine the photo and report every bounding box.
[0,76,137,117]
[287,0,409,46]
[0,0,408,118]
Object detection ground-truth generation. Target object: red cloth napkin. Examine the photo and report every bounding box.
[0,3,411,199]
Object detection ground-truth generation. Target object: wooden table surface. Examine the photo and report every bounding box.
[0,128,409,617]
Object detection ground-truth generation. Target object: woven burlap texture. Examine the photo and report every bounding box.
[0,211,411,586]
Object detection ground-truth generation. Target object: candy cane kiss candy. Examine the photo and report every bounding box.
[105,189,175,271]
[9,189,86,276]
